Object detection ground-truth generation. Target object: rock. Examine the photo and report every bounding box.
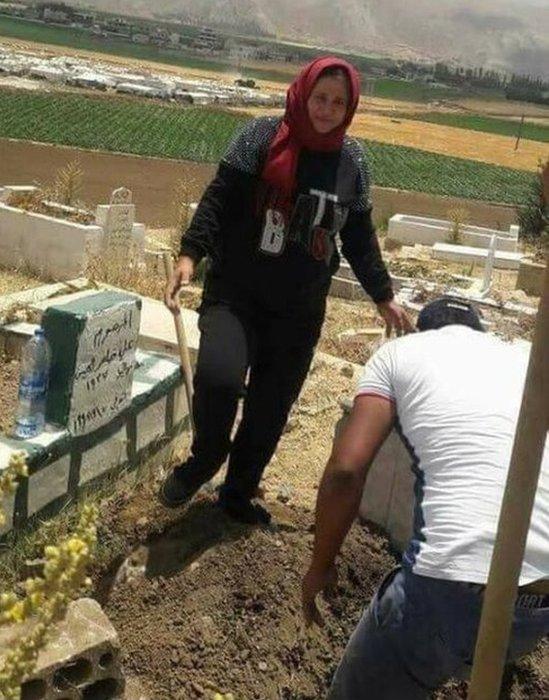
[258,661,268,672]
[240,649,250,661]
[277,484,294,504]
[283,416,299,433]
[340,363,354,378]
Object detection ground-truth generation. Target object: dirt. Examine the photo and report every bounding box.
[0,139,520,230]
[79,345,545,700]
[101,500,392,700]
[94,487,547,700]
[0,356,20,436]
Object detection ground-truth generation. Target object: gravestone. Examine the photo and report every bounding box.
[102,187,137,261]
[480,234,497,298]
[43,291,141,436]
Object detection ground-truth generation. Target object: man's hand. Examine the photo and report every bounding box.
[301,564,338,628]
[376,299,414,337]
[164,255,195,314]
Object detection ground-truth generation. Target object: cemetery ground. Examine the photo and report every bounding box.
[0,38,548,697]
[0,287,546,699]
[0,205,547,696]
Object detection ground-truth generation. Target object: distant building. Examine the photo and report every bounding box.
[43,8,70,24]
[0,3,27,17]
[72,12,94,27]
[193,27,224,52]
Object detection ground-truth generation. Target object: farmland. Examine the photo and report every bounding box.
[0,89,537,206]
[398,111,549,143]
[371,77,475,103]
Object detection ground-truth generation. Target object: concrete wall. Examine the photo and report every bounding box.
[516,260,546,297]
[388,214,519,251]
[0,201,146,280]
[372,186,518,231]
[0,348,192,538]
[0,203,104,279]
[337,400,414,552]
[432,242,523,270]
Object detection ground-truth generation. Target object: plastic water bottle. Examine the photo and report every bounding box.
[14,328,52,439]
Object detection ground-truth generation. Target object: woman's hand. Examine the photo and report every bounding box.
[164,255,195,314]
[376,299,414,337]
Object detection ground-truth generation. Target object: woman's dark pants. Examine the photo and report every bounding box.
[174,301,323,501]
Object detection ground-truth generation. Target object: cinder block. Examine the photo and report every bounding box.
[0,492,15,537]
[28,455,71,516]
[0,598,125,700]
[136,396,167,452]
[80,427,128,485]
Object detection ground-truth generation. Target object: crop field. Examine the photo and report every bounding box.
[0,89,536,205]
[371,77,470,103]
[398,111,549,143]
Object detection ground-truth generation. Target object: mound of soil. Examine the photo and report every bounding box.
[98,496,547,700]
[102,499,394,699]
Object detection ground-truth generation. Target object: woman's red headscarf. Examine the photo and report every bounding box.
[260,56,361,208]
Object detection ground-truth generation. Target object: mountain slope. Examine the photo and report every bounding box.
[71,1,549,77]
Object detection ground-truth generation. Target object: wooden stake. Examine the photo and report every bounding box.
[162,252,195,436]
[467,257,549,700]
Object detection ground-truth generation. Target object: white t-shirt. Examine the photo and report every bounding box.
[356,325,549,585]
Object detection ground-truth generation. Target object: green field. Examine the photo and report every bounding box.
[0,89,536,205]
[0,16,293,84]
[371,78,468,103]
[398,111,549,143]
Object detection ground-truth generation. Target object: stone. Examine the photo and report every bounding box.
[43,291,141,436]
[258,661,268,672]
[0,598,125,700]
[277,484,294,504]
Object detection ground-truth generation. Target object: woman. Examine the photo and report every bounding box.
[161,56,411,524]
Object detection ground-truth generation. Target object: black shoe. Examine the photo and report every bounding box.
[159,468,204,508]
[218,487,272,526]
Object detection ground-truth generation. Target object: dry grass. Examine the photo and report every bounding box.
[0,265,42,297]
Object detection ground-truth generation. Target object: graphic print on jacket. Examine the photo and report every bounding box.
[179,116,394,307]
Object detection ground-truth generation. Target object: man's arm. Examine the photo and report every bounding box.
[302,394,395,626]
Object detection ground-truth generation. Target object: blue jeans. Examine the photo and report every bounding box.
[328,567,549,700]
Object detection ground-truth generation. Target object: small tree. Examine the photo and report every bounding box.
[447,207,470,244]
[49,160,84,207]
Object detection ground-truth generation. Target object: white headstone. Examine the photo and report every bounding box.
[480,234,497,297]
[102,187,137,261]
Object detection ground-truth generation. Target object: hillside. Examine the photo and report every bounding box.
[71,0,549,78]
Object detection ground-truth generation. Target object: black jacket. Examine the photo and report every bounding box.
[180,116,393,311]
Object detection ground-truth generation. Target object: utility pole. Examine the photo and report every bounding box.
[514,114,525,151]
